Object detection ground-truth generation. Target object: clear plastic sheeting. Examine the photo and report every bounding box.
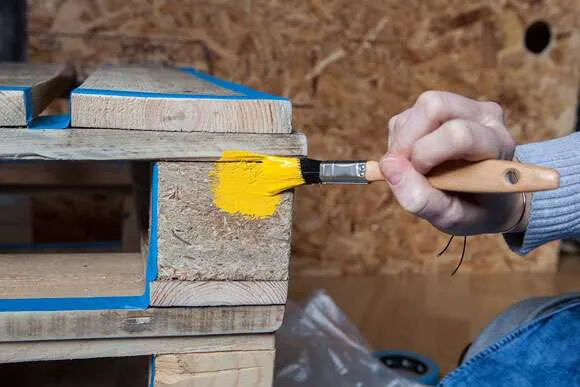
[275,290,425,387]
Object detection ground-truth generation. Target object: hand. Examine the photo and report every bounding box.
[380,91,528,236]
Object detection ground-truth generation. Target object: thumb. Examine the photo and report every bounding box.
[379,156,452,221]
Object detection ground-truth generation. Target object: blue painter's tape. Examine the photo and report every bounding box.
[28,114,71,129]
[24,88,33,123]
[178,67,288,101]
[0,240,121,251]
[147,163,159,282]
[149,355,156,387]
[71,66,288,101]
[0,294,148,312]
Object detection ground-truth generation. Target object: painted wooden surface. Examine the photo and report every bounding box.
[156,162,292,281]
[0,252,144,299]
[0,334,274,363]
[27,0,580,274]
[0,305,284,341]
[71,65,292,133]
[151,280,288,307]
[154,350,275,387]
[0,62,74,126]
[0,129,306,160]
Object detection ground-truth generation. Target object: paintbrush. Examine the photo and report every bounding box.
[215,151,560,196]
[297,158,560,193]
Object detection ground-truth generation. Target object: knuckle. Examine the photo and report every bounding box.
[444,120,473,151]
[483,101,504,118]
[417,90,445,118]
[432,198,462,230]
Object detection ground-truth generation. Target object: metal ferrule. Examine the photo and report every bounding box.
[319,161,368,184]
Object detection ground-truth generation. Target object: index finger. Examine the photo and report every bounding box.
[389,91,502,157]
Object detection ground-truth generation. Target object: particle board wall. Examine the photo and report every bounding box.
[27,0,580,275]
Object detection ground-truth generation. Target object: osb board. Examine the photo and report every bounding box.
[27,0,580,274]
[156,162,292,281]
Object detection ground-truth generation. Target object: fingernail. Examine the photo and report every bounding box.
[379,157,403,185]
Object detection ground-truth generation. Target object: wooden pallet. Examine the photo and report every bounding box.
[0,62,303,386]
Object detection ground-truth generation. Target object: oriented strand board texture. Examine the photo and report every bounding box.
[156,162,293,281]
[28,0,580,274]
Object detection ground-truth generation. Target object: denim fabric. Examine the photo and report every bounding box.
[440,300,580,386]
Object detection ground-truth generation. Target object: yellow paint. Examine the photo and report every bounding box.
[210,150,305,219]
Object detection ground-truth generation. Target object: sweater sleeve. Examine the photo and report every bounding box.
[504,132,580,255]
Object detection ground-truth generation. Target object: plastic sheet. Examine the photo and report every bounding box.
[275,290,425,387]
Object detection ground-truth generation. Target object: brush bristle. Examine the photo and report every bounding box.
[299,158,321,184]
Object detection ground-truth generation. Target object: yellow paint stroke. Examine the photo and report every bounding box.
[210,150,305,219]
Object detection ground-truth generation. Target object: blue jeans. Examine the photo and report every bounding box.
[440,293,580,386]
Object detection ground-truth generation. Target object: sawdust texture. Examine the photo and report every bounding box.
[27,0,580,275]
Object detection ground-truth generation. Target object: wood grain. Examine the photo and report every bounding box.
[151,281,288,307]
[0,305,284,341]
[0,62,74,126]
[0,334,274,363]
[365,159,561,192]
[71,65,292,133]
[0,129,307,160]
[154,350,275,387]
[156,162,292,281]
[0,252,144,298]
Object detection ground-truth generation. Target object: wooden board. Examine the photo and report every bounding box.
[0,252,144,299]
[156,162,292,281]
[150,281,288,307]
[0,62,74,126]
[154,350,275,387]
[0,334,274,363]
[27,0,580,274]
[71,65,292,133]
[0,305,284,341]
[0,129,306,160]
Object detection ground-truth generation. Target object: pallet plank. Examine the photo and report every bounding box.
[0,62,74,126]
[71,66,291,133]
[0,305,284,341]
[0,252,144,299]
[154,350,275,387]
[150,281,288,307]
[0,334,274,363]
[0,129,306,160]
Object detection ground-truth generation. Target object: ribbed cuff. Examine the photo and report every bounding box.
[504,133,580,255]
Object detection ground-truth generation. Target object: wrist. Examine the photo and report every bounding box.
[503,192,531,234]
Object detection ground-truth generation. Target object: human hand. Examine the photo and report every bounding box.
[380,91,528,236]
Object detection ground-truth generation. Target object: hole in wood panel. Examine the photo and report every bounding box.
[0,161,154,301]
[0,356,151,387]
[524,20,552,54]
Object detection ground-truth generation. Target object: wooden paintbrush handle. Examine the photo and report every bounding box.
[364,159,559,193]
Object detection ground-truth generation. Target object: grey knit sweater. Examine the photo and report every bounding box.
[504,132,580,254]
